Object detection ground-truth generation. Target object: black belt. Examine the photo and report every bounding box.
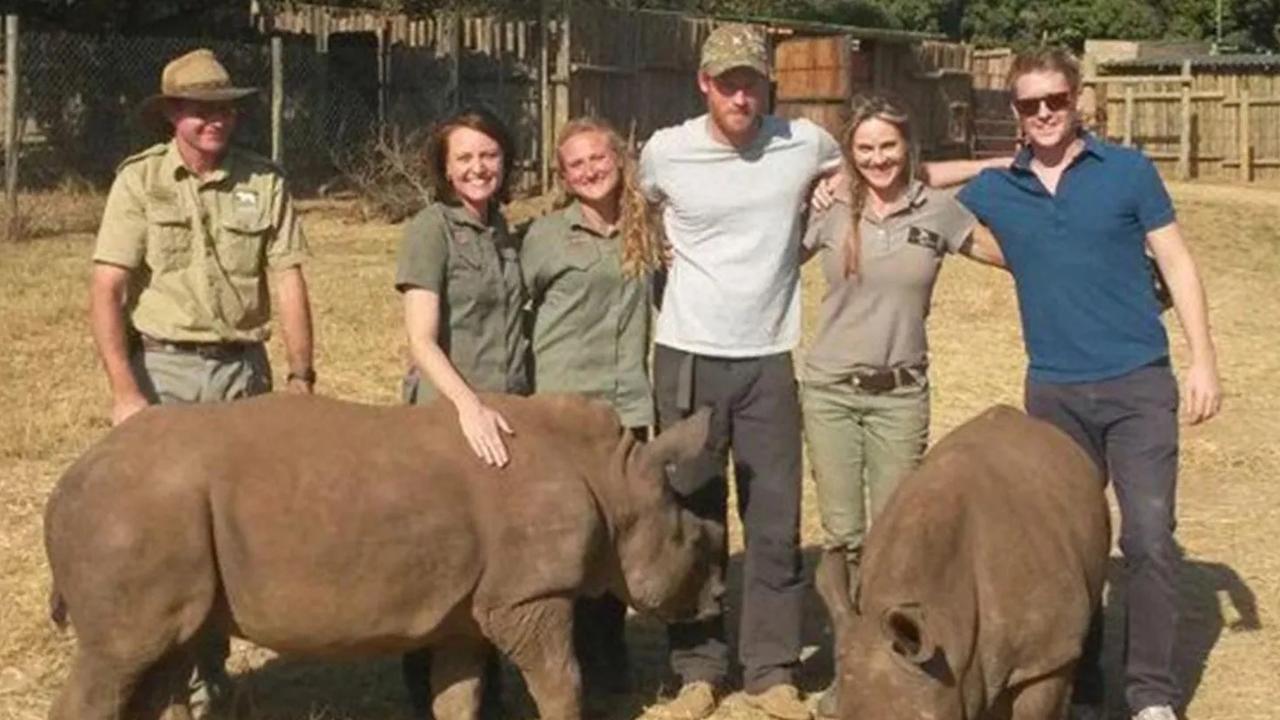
[848,365,925,394]
[140,335,261,360]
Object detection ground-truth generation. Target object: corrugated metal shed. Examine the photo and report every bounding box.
[1100,53,1280,72]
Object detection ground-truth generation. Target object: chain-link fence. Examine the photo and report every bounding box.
[0,24,437,241]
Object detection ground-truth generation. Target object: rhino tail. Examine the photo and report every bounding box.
[49,585,69,630]
[814,550,854,633]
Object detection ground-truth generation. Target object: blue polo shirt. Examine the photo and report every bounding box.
[956,134,1175,383]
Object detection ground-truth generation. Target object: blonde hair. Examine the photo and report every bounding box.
[1007,47,1082,94]
[554,118,660,278]
[839,94,923,277]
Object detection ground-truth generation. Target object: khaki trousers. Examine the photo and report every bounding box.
[801,377,929,587]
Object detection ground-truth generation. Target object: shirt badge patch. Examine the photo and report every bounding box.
[233,189,259,209]
[906,226,944,255]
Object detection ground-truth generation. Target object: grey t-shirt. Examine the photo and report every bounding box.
[640,114,842,357]
[802,182,977,384]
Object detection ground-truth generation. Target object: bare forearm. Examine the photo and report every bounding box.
[274,267,314,374]
[408,339,480,411]
[88,269,142,401]
[1163,256,1216,366]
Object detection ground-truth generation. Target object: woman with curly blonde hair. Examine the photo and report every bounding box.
[520,117,661,697]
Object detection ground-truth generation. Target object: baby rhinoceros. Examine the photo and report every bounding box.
[45,393,724,720]
[816,405,1110,720]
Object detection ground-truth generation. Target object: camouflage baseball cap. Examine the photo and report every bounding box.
[700,24,769,77]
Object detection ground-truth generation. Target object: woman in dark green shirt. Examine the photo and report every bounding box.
[396,107,527,467]
[521,118,664,697]
[395,106,523,719]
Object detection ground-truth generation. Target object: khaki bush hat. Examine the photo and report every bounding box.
[139,49,258,124]
[700,24,769,77]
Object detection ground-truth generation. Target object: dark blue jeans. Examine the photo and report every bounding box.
[1025,361,1180,712]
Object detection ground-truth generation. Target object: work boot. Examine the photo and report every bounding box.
[645,681,718,720]
[744,683,812,720]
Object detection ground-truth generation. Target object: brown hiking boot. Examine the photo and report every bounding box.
[645,681,718,720]
[744,683,812,720]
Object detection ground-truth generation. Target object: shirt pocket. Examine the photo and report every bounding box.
[219,211,272,277]
[563,240,602,273]
[144,199,193,272]
[448,240,497,311]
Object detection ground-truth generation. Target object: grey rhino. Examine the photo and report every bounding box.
[45,393,723,720]
[816,405,1110,720]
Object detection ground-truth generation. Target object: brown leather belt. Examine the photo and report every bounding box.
[140,335,261,360]
[849,365,925,394]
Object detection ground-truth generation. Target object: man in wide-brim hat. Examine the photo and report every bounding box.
[86,48,316,718]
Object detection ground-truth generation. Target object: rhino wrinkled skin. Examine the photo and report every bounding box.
[45,393,724,720]
[816,405,1111,720]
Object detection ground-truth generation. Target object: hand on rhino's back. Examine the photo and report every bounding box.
[44,393,648,653]
[44,394,723,720]
[92,392,626,469]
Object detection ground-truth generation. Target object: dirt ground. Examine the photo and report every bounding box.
[0,181,1276,720]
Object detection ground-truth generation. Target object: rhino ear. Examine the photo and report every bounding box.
[637,406,713,479]
[881,603,937,665]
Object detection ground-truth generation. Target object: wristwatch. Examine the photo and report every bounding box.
[287,367,317,385]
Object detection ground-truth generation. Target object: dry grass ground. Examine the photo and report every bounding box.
[1,182,1277,719]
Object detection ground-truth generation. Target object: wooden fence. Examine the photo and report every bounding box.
[256,2,976,194]
[1089,62,1280,183]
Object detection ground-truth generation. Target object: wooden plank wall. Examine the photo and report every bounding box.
[869,40,973,159]
[561,6,712,147]
[1091,66,1280,182]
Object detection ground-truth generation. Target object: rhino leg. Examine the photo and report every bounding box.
[428,638,489,720]
[49,649,145,720]
[1009,665,1074,720]
[125,649,196,720]
[483,597,580,720]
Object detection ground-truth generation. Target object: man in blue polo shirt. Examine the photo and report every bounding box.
[957,48,1221,720]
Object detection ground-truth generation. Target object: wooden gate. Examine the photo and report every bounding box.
[774,35,870,138]
[773,35,975,159]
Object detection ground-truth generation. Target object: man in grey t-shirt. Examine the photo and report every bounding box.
[639,24,842,720]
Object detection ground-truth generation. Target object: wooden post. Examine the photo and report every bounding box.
[1177,60,1191,179]
[449,11,461,110]
[376,24,387,144]
[539,0,552,191]
[1123,85,1135,147]
[1239,88,1251,182]
[5,15,19,242]
[554,1,571,151]
[270,36,283,165]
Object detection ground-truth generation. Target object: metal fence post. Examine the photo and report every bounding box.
[271,36,283,165]
[5,15,19,242]
[539,0,551,191]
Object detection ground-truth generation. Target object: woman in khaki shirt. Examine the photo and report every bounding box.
[801,94,1006,714]
[520,118,664,699]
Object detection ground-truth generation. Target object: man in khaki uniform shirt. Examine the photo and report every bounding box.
[87,48,315,718]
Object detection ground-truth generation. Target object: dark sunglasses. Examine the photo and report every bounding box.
[1013,92,1072,117]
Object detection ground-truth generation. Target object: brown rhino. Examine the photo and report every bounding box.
[44,393,723,720]
[816,405,1110,720]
